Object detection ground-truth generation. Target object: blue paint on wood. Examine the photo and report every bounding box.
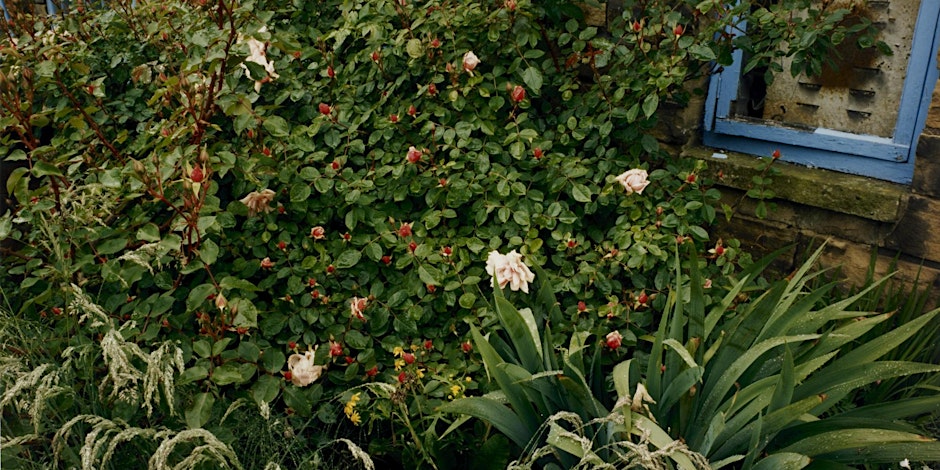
[704,1,940,184]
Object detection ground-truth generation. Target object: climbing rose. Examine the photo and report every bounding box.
[407,146,422,163]
[310,226,326,240]
[287,349,325,387]
[240,189,276,216]
[606,330,623,349]
[615,169,650,195]
[511,85,525,103]
[486,250,535,293]
[240,28,279,92]
[462,51,480,74]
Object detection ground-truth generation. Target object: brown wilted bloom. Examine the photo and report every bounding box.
[240,189,276,216]
[287,349,326,387]
[350,296,368,321]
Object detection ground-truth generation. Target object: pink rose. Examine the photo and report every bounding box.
[615,169,650,195]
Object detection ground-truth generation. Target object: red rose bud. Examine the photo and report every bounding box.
[606,331,623,349]
[343,232,352,241]
[190,166,204,183]
[284,371,293,381]
[439,178,447,187]
[247,129,255,139]
[511,85,525,103]
[326,265,335,274]
[236,327,248,335]
[637,291,649,305]
[308,278,317,287]
[327,65,334,78]
[366,366,378,377]
[424,340,433,350]
[715,245,725,256]
[533,147,543,159]
[371,50,380,62]
[426,284,436,293]
[52,307,62,315]
[311,289,320,299]
[674,24,684,37]
[319,103,331,115]
[406,146,422,164]
[408,242,418,252]
[288,341,297,349]
[398,222,412,237]
[408,105,417,116]
[398,371,407,383]
[381,255,392,265]
[577,301,587,312]
[428,83,437,96]
[345,356,355,364]
[293,51,302,59]
[772,149,781,159]
[330,341,343,357]
[277,241,287,250]
[262,147,271,157]
[430,37,441,48]
[461,341,473,353]
[632,20,642,32]
[567,240,577,248]
[389,114,399,123]
[441,246,452,256]
[686,173,696,183]
[403,352,415,364]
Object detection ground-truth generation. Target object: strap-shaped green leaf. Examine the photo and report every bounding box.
[439,397,530,449]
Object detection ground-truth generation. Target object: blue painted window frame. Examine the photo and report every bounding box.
[703,3,940,184]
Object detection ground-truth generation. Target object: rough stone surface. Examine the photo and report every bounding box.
[883,195,940,264]
[685,147,907,222]
[927,81,940,135]
[913,135,940,198]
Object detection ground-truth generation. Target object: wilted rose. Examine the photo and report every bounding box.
[240,189,276,216]
[462,51,480,74]
[287,349,325,387]
[486,250,535,293]
[350,296,368,321]
[239,28,279,93]
[615,169,650,195]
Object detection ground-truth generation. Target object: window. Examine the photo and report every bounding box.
[703,2,940,184]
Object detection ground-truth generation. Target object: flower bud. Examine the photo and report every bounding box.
[511,85,525,103]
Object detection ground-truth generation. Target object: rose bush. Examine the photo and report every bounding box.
[0,0,883,466]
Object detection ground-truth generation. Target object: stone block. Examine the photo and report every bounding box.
[884,194,940,264]
[913,134,940,198]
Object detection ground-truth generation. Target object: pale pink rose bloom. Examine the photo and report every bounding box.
[486,250,535,293]
[310,226,326,240]
[616,169,650,195]
[350,296,368,321]
[605,330,623,349]
[240,189,276,216]
[463,51,480,74]
[240,27,279,92]
[287,349,325,387]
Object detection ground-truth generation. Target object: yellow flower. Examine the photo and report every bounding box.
[450,384,462,398]
[393,346,404,357]
[416,368,425,379]
[348,411,361,426]
[394,358,405,371]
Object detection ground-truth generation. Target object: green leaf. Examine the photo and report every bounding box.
[187,284,216,310]
[185,392,215,429]
[752,453,810,470]
[334,250,362,269]
[178,365,209,385]
[406,38,424,58]
[262,115,290,137]
[290,183,311,202]
[642,94,659,118]
[440,397,530,449]
[199,239,219,265]
[137,223,161,242]
[571,183,592,203]
[31,161,62,178]
[494,295,543,369]
[418,264,441,286]
[522,66,543,94]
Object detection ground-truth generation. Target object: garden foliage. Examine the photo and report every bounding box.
[0,0,926,468]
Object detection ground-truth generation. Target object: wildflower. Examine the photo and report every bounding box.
[240,189,276,216]
[287,349,325,387]
[462,51,480,74]
[615,169,650,195]
[344,392,362,425]
[606,330,623,349]
[511,85,526,103]
[486,250,535,293]
[350,296,368,321]
[310,226,326,239]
